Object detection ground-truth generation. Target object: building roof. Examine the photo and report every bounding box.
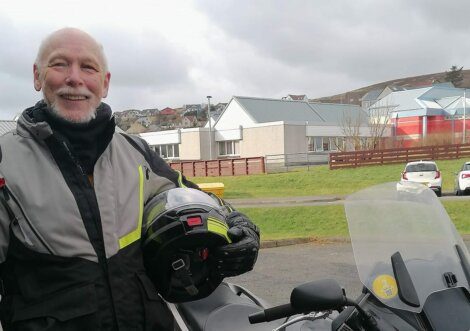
[309,103,367,124]
[0,120,16,135]
[160,107,177,115]
[234,96,324,123]
[368,85,470,118]
[361,89,382,102]
[370,86,432,112]
[287,94,307,100]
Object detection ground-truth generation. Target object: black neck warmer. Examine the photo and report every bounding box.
[31,101,115,175]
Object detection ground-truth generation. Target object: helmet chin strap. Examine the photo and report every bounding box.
[171,257,199,296]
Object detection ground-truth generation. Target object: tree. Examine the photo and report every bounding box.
[445,65,464,87]
[339,105,392,151]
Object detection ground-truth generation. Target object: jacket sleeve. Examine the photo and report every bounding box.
[0,197,10,275]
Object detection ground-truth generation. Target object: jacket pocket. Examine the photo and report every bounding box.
[136,272,174,331]
[10,282,98,331]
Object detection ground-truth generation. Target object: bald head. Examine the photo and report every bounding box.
[33,27,111,123]
[35,28,108,74]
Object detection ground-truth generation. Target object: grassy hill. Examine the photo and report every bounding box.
[311,70,470,105]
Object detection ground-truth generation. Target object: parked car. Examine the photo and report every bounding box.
[400,160,442,196]
[454,161,470,196]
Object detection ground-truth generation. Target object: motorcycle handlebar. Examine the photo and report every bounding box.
[248,303,298,324]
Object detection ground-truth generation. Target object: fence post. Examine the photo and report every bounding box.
[218,160,222,176]
[245,158,249,175]
[260,157,266,174]
[231,159,235,176]
[205,161,208,177]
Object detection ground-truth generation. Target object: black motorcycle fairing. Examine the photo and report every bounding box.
[422,287,470,331]
[177,282,285,331]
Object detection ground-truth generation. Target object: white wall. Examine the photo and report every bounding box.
[214,98,256,129]
[140,130,181,145]
[215,126,242,141]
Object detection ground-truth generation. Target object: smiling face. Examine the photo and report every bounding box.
[34,28,111,123]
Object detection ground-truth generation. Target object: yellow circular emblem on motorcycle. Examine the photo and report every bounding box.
[372,275,398,300]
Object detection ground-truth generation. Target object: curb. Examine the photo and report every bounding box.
[261,236,349,249]
[261,234,470,249]
[227,196,343,207]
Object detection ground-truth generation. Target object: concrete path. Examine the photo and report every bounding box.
[227,192,470,208]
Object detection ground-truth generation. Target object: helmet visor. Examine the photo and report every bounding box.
[143,188,221,230]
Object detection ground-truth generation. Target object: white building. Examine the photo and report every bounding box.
[140,96,373,162]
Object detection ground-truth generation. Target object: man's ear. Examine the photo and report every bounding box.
[33,64,42,91]
[102,72,111,98]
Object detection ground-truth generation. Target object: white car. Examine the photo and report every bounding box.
[454,161,470,196]
[400,161,442,196]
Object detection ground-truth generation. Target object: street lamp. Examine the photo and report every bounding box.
[207,96,213,160]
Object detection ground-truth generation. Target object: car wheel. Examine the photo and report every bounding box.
[436,189,442,197]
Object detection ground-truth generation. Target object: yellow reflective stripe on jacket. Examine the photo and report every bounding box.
[119,165,144,249]
[176,170,187,188]
[207,217,232,243]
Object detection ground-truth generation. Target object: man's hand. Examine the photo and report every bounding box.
[212,211,260,277]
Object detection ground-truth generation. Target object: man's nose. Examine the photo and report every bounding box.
[65,64,83,86]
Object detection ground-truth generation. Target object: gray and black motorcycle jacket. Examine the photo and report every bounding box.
[0,107,197,330]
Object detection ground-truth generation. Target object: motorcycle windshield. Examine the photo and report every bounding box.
[345,182,470,313]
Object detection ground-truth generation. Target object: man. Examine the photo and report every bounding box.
[0,28,259,331]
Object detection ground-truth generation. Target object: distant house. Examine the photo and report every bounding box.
[160,107,177,116]
[182,116,197,128]
[184,104,202,113]
[141,108,159,116]
[136,117,151,127]
[286,94,308,101]
[361,89,382,110]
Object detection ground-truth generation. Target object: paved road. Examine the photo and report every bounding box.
[228,192,470,208]
[229,240,470,306]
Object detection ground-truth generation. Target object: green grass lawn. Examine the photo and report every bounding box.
[190,158,470,239]
[240,200,470,241]
[190,158,470,198]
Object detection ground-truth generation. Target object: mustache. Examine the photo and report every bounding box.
[55,87,93,98]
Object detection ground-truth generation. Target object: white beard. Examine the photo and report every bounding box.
[49,102,97,124]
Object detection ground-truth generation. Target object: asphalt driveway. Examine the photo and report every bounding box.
[230,239,470,306]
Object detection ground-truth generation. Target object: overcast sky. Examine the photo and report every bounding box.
[1,0,469,119]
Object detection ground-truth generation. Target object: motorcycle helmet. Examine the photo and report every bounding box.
[142,188,232,302]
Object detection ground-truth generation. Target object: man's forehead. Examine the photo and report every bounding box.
[39,29,105,66]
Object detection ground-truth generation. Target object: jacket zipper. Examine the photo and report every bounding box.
[1,185,54,254]
[60,141,119,330]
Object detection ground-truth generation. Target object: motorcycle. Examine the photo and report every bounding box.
[167,182,470,330]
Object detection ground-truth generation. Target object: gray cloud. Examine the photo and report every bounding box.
[93,28,191,88]
[2,1,470,120]
[197,0,470,85]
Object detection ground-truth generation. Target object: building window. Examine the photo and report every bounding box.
[307,137,344,152]
[218,140,240,156]
[151,144,179,159]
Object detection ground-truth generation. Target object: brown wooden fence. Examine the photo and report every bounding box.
[169,157,265,177]
[329,143,470,169]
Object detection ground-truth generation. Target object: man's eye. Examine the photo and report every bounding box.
[83,65,98,72]
[50,62,67,67]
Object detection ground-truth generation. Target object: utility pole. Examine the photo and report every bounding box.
[206,96,213,160]
[464,89,467,144]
